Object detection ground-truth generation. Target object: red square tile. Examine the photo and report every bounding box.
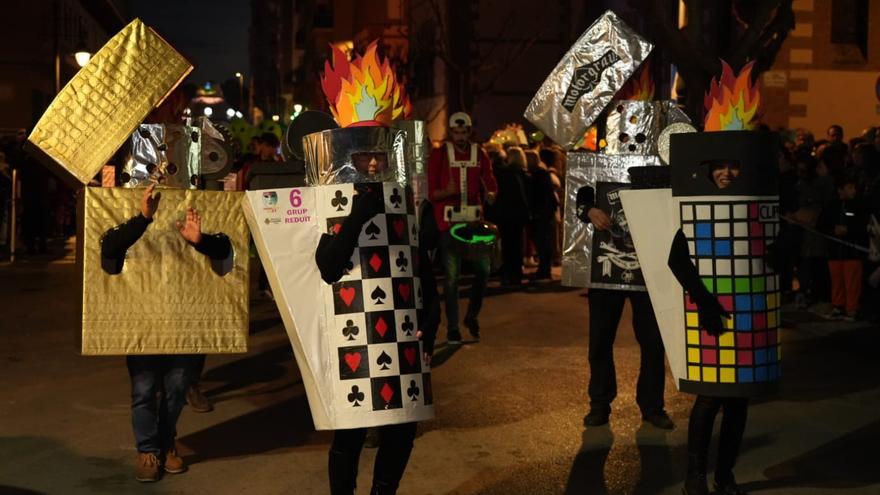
[700,331,717,346]
[702,348,717,364]
[737,350,753,365]
[737,333,752,348]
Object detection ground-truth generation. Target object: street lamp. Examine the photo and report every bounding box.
[235,72,244,117]
[226,108,236,119]
[204,107,213,117]
[293,103,303,113]
[74,40,92,67]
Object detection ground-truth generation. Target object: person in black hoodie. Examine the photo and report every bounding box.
[818,173,869,321]
[314,182,438,495]
[100,183,231,482]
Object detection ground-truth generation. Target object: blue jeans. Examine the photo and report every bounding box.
[438,232,490,333]
[126,355,202,454]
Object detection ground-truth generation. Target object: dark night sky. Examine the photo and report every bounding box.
[129,0,250,86]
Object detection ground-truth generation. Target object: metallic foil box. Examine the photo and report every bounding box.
[524,10,652,150]
[79,187,249,355]
[604,101,691,155]
[561,152,659,288]
[27,19,192,186]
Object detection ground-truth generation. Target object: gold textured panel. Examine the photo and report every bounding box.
[81,187,249,355]
[28,19,192,186]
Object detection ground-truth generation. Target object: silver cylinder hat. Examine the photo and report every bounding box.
[302,126,407,186]
[123,123,201,189]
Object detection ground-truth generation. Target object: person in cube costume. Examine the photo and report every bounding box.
[621,62,779,495]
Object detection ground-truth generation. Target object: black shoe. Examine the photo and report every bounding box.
[463,317,480,341]
[714,476,748,495]
[583,408,610,427]
[447,330,462,345]
[643,410,675,430]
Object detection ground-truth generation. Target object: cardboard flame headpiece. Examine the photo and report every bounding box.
[321,41,412,128]
[703,61,761,132]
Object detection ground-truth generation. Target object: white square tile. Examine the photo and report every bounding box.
[714,223,730,237]
[716,259,732,275]
[714,204,730,219]
[696,205,711,220]
[734,240,749,255]
[394,309,419,341]
[333,313,368,347]
[389,246,413,278]
[358,214,389,246]
[733,204,748,219]
[368,342,401,377]
[683,223,695,238]
[734,222,748,237]
[400,373,425,404]
[699,259,713,274]
[688,241,696,256]
[363,278,394,312]
[319,184,354,220]
[335,377,373,410]
[383,183,406,214]
[682,205,694,221]
[735,259,750,275]
[752,258,765,275]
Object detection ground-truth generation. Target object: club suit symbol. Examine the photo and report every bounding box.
[389,188,402,208]
[348,385,365,407]
[331,190,348,211]
[401,315,414,336]
[342,319,359,340]
[396,251,408,272]
[407,379,420,401]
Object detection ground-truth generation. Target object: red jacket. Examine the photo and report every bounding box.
[427,142,498,231]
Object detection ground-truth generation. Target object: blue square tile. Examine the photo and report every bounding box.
[696,223,713,238]
[768,347,777,363]
[735,295,751,311]
[714,240,731,256]
[769,365,779,380]
[755,366,768,381]
[696,240,712,256]
[738,368,754,382]
[736,314,752,330]
[755,348,768,364]
[752,295,766,311]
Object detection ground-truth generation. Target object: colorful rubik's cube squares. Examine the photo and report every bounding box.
[680,201,781,385]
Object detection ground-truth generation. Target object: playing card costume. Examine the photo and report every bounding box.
[25,19,248,481]
[526,11,677,428]
[620,62,777,494]
[243,41,433,494]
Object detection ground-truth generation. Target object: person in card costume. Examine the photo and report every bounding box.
[620,62,779,495]
[244,41,435,495]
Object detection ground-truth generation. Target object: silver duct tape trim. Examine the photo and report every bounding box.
[392,120,430,218]
[605,101,691,155]
[524,10,652,150]
[124,124,201,189]
[302,126,407,186]
[562,152,660,288]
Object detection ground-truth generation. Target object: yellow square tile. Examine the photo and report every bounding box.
[720,368,736,383]
[688,366,701,380]
[688,347,701,363]
[767,293,777,309]
[724,316,734,330]
[777,345,782,360]
[702,367,717,383]
[687,330,700,345]
[686,312,699,328]
[719,332,734,347]
[720,350,735,365]
[768,311,777,328]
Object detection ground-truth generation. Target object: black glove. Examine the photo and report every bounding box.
[667,229,731,336]
[315,185,384,284]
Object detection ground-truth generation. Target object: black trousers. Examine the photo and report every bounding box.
[587,289,665,415]
[687,395,749,482]
[499,222,525,283]
[531,217,554,276]
[329,422,418,495]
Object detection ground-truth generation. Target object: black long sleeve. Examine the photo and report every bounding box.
[417,243,438,355]
[100,214,152,274]
[667,229,729,336]
[315,186,384,284]
[192,233,232,260]
[575,185,596,224]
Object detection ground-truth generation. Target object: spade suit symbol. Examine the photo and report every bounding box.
[407,380,420,401]
[377,351,393,370]
[371,285,387,304]
[365,221,381,240]
[331,190,348,211]
[390,188,402,208]
[396,251,408,271]
[342,319,359,340]
[347,385,365,407]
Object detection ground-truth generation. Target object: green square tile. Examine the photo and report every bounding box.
[751,276,765,292]
[702,278,714,292]
[734,277,750,293]
[716,278,733,294]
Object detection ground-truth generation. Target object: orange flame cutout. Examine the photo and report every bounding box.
[616,60,654,101]
[703,61,761,131]
[321,41,412,127]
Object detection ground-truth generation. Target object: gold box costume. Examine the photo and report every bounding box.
[28,19,249,355]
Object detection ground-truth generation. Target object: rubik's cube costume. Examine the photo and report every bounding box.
[25,19,248,475]
[243,41,432,494]
[620,61,777,493]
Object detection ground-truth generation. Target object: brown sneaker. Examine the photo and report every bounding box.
[135,452,161,482]
[163,448,187,474]
[186,384,214,413]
